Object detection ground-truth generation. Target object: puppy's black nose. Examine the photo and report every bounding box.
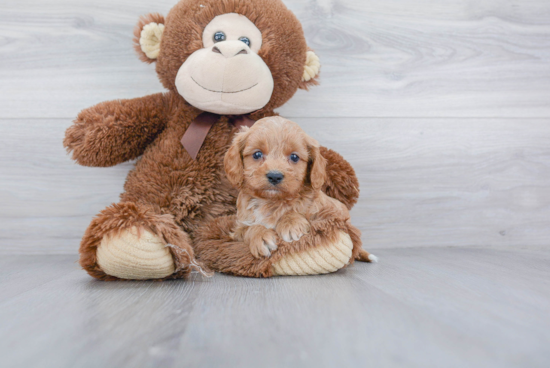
[266,171,284,185]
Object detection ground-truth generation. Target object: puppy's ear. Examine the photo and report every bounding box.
[224,129,250,188]
[133,13,165,63]
[307,137,327,190]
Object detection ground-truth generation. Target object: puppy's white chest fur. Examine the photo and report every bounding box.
[240,198,278,229]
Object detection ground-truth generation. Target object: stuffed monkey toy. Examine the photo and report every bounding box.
[64,0,364,280]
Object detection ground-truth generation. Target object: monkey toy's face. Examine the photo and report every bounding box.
[176,13,274,115]
[134,0,321,116]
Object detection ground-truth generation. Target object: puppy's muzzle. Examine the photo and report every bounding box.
[266,171,284,185]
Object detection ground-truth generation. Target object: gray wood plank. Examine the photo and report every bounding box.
[2,117,550,253]
[0,248,549,368]
[1,0,550,118]
[0,254,78,302]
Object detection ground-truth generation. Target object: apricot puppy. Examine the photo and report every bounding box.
[224,116,369,260]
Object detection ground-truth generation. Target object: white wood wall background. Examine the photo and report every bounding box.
[1,0,549,254]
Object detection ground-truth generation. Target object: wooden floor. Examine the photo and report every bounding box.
[1,247,549,368]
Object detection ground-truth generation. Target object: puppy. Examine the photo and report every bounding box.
[224,116,375,262]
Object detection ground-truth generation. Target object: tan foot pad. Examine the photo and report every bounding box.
[272,230,353,276]
[96,227,175,280]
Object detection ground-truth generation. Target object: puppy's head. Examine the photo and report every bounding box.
[224,116,326,200]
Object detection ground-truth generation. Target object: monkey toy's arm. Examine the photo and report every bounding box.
[319,147,360,210]
[64,93,171,167]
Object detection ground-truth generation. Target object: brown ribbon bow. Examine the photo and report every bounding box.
[180,112,256,160]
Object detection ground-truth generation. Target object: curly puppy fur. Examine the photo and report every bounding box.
[225,117,365,261]
[194,116,371,277]
[64,0,360,280]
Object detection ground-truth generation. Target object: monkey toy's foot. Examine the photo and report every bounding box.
[96,227,176,280]
[194,215,372,278]
[79,202,197,281]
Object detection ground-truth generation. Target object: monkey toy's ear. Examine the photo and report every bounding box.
[298,49,321,90]
[133,13,166,63]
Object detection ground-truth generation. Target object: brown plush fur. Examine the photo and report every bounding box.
[79,202,194,281]
[319,147,360,210]
[194,215,364,277]
[152,0,320,109]
[64,0,359,280]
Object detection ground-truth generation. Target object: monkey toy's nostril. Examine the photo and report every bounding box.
[266,171,284,185]
[212,44,249,58]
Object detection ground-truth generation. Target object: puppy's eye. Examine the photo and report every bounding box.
[252,151,263,160]
[213,31,226,43]
[239,37,251,47]
[290,154,300,163]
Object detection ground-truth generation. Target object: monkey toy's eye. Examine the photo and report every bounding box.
[290,154,300,163]
[239,37,251,47]
[213,31,226,43]
[252,151,263,160]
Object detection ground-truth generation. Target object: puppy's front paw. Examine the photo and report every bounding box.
[276,213,310,242]
[248,228,278,258]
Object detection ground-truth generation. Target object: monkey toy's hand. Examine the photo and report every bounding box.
[319,147,360,210]
[64,93,170,167]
